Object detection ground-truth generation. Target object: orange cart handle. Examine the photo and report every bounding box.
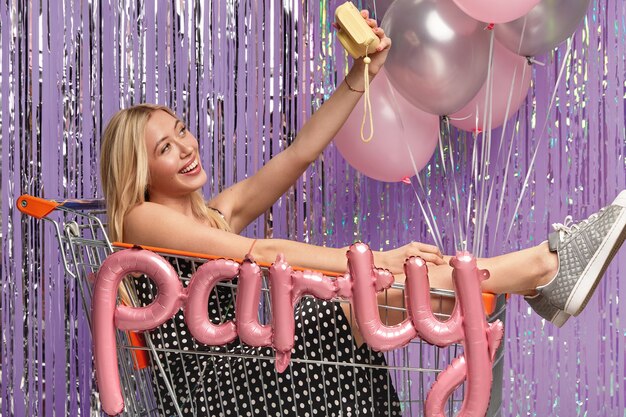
[17,194,106,219]
[16,195,60,219]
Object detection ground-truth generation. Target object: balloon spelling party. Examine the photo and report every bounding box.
[93,245,502,416]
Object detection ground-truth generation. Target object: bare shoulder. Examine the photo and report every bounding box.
[125,201,171,227]
[121,202,250,259]
[123,202,192,243]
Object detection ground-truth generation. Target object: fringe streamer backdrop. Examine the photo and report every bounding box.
[1,0,625,415]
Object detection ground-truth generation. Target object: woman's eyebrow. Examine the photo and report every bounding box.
[154,120,182,154]
[154,136,168,154]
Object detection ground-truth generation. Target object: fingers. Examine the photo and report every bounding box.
[363,17,391,52]
[360,9,377,30]
[376,35,391,52]
[419,252,446,265]
[406,241,445,265]
[418,242,443,257]
[338,10,390,53]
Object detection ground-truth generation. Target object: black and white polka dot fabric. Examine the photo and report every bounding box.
[133,259,401,417]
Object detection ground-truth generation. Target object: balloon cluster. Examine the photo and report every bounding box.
[335,0,591,181]
[92,246,502,416]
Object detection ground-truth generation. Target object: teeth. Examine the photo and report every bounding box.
[180,159,198,174]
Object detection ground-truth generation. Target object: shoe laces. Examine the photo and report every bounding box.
[552,208,606,236]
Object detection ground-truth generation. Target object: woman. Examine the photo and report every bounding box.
[100,10,626,416]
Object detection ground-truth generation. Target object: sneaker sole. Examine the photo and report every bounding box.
[551,310,570,328]
[564,190,626,316]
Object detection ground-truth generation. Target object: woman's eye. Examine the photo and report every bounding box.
[178,126,187,137]
[161,143,170,154]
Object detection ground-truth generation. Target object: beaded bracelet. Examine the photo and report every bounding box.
[344,76,365,93]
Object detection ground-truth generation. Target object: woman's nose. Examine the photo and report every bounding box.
[179,140,194,156]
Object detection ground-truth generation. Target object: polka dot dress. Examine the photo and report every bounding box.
[133,259,401,416]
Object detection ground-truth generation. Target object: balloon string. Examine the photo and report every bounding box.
[384,73,445,249]
[504,38,573,243]
[360,45,374,142]
[442,118,466,252]
[409,174,445,250]
[491,60,530,248]
[468,129,479,252]
[472,31,495,257]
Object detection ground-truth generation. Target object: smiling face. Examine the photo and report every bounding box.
[143,110,207,201]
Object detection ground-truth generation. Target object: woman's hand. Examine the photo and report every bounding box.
[355,9,391,76]
[334,9,392,90]
[374,242,446,274]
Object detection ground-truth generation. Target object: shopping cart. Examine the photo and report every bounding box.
[17,194,506,417]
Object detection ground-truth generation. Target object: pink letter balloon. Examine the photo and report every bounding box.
[381,0,491,116]
[450,40,532,132]
[495,0,591,57]
[346,244,419,350]
[183,259,240,345]
[270,255,339,371]
[92,248,183,416]
[423,253,504,417]
[334,70,439,182]
[452,0,541,24]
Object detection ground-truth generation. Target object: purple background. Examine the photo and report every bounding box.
[1,0,625,415]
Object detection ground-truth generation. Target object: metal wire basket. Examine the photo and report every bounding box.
[18,195,505,417]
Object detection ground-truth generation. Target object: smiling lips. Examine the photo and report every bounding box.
[179,158,199,174]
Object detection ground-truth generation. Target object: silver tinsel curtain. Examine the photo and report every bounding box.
[1,0,625,415]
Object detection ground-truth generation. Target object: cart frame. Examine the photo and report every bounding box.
[17,194,506,417]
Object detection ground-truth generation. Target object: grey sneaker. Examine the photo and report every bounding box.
[524,293,570,327]
[538,190,626,316]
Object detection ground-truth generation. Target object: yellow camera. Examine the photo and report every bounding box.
[335,2,380,59]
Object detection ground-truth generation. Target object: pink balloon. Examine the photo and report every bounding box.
[452,0,541,24]
[236,260,273,346]
[346,244,418,351]
[334,70,439,182]
[93,248,183,416]
[183,259,240,345]
[270,254,339,372]
[422,252,504,417]
[404,257,463,346]
[450,41,532,132]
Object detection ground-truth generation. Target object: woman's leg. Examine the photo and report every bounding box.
[427,242,558,296]
[371,243,556,327]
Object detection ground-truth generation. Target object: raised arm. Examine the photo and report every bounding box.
[210,11,391,234]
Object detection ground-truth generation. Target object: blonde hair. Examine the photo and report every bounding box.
[100,104,231,242]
